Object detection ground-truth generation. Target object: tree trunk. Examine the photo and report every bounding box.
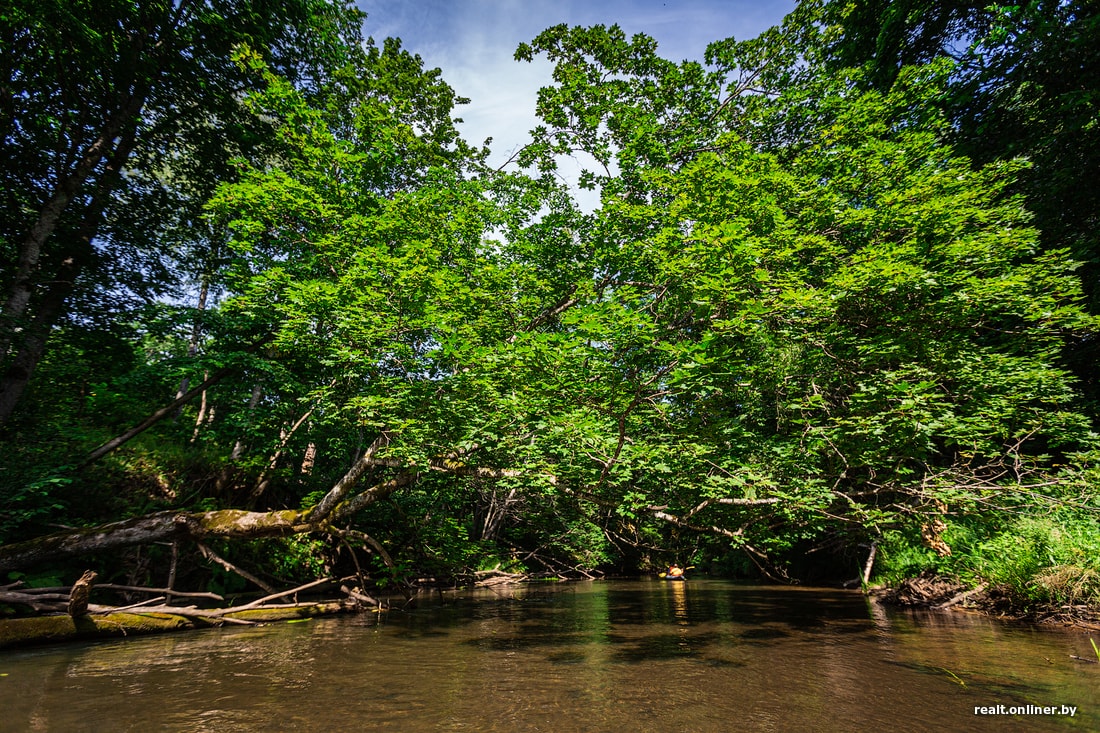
[300,442,317,474]
[1,446,515,573]
[0,123,139,425]
[1,445,416,573]
[0,4,166,359]
[175,278,210,414]
[82,365,239,468]
[0,98,143,357]
[228,383,263,458]
[251,403,319,500]
[190,371,212,442]
[0,509,309,575]
[0,254,85,423]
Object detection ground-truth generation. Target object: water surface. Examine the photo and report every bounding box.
[1,580,1096,731]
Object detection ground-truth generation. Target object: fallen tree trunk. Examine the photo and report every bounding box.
[0,602,349,650]
[0,509,310,574]
[0,444,483,573]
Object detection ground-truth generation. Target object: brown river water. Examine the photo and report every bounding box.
[0,579,1096,732]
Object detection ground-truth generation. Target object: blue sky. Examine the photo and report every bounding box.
[354,1,796,196]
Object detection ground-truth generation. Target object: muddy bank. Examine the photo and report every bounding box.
[874,571,1100,632]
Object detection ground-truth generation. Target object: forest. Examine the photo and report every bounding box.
[1,0,1098,622]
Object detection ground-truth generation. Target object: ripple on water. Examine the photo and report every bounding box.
[0,580,1095,732]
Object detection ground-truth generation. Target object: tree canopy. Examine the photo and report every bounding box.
[1,1,1097,614]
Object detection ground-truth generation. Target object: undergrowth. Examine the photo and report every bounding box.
[876,511,1100,613]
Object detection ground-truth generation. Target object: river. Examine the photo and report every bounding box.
[0,579,1096,731]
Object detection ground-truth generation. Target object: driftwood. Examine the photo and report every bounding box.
[0,590,70,612]
[933,583,989,610]
[0,575,373,649]
[96,583,223,601]
[112,596,167,612]
[341,584,380,607]
[0,601,350,649]
[214,577,335,614]
[87,603,258,625]
[0,581,222,614]
[473,568,530,587]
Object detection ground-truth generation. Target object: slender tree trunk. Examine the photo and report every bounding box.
[190,371,211,442]
[0,242,93,422]
[228,383,263,459]
[300,442,317,474]
[251,404,319,500]
[175,278,210,412]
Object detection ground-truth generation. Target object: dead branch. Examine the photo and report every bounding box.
[215,577,334,615]
[96,583,223,601]
[82,365,236,468]
[340,584,379,607]
[649,509,744,540]
[112,596,167,612]
[196,542,275,593]
[933,583,989,610]
[0,591,68,612]
[332,528,397,571]
[475,573,528,587]
[250,382,333,500]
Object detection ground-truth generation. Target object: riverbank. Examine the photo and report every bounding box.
[874,571,1100,633]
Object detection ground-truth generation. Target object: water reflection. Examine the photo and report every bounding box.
[0,580,1095,732]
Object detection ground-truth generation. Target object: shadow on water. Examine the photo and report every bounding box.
[1,579,1096,732]
[605,631,723,662]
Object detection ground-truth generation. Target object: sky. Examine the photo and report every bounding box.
[354,0,797,201]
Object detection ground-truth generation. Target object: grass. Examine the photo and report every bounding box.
[874,511,1100,619]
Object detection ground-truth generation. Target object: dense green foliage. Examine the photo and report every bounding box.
[1,1,1097,613]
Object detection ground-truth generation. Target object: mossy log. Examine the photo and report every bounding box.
[0,602,347,650]
[0,461,418,574]
[0,509,310,574]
